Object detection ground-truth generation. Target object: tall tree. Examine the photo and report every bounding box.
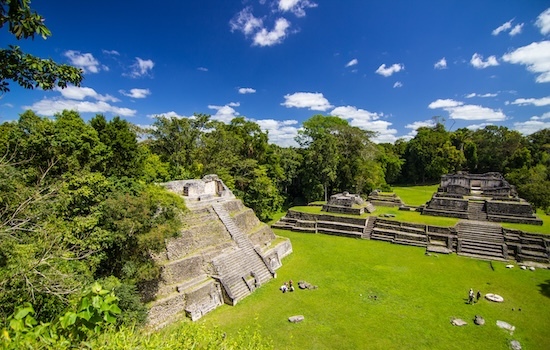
[0,0,83,93]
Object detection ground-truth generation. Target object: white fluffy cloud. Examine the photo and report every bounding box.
[63,50,103,73]
[330,105,398,143]
[277,0,317,17]
[128,57,154,78]
[509,23,524,36]
[470,53,499,69]
[281,92,333,111]
[535,8,550,35]
[147,111,190,119]
[24,99,136,117]
[514,112,550,135]
[403,120,436,138]
[434,57,447,69]
[255,119,299,147]
[509,96,550,106]
[429,99,506,121]
[253,18,291,47]
[208,102,241,123]
[54,86,119,102]
[492,19,513,36]
[230,7,263,35]
[502,41,550,83]
[119,88,151,99]
[375,63,404,77]
[346,58,358,67]
[238,87,257,94]
[466,123,493,131]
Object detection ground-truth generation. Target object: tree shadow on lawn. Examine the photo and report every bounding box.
[538,280,550,298]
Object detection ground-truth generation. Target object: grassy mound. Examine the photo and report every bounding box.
[203,229,550,349]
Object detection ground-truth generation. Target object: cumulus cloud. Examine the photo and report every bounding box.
[277,0,317,17]
[330,105,398,143]
[535,8,550,35]
[230,7,263,35]
[428,99,506,121]
[54,86,119,102]
[281,92,333,111]
[208,102,241,123]
[119,88,151,99]
[428,99,463,109]
[253,18,291,46]
[63,50,103,73]
[24,99,136,117]
[509,96,550,106]
[509,23,524,36]
[403,120,436,138]
[470,53,499,69]
[147,111,190,119]
[434,57,447,69]
[375,63,404,77]
[502,41,550,83]
[393,81,403,88]
[345,58,358,67]
[492,19,513,36]
[514,112,550,135]
[466,123,494,131]
[238,87,256,94]
[127,57,154,78]
[255,118,299,147]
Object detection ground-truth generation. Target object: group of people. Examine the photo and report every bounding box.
[280,280,295,293]
[468,288,482,304]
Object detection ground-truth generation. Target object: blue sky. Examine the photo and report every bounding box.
[1,0,549,146]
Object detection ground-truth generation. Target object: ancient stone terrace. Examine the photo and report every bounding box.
[422,172,542,225]
[367,190,404,207]
[273,209,549,264]
[321,192,375,215]
[146,175,292,328]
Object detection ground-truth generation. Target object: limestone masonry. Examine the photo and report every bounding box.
[145,175,292,328]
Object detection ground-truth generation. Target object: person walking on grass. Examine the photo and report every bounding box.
[468,288,474,304]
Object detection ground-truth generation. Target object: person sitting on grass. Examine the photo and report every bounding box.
[289,280,295,292]
[280,283,288,293]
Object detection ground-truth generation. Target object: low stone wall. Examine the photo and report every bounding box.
[322,204,364,215]
[427,197,469,211]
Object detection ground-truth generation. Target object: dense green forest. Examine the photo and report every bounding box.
[1,108,550,347]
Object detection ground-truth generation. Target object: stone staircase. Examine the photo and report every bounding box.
[467,201,487,221]
[362,216,376,239]
[370,219,428,247]
[211,204,273,305]
[456,220,506,261]
[365,202,376,213]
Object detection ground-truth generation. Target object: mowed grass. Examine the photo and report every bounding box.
[202,230,550,349]
[392,184,439,206]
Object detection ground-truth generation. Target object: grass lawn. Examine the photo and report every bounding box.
[202,230,550,349]
[392,184,439,206]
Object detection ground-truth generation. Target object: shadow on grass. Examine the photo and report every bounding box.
[538,280,550,298]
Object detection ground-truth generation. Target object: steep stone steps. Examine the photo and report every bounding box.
[211,203,274,304]
[362,216,376,239]
[467,201,487,221]
[456,220,505,260]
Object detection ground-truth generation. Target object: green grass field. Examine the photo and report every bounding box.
[203,230,550,349]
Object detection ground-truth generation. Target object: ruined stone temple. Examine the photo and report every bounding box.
[322,192,375,215]
[145,175,292,328]
[422,172,542,225]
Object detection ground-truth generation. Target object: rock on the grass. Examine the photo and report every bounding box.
[474,315,485,325]
[510,340,522,350]
[289,315,304,323]
[529,266,535,271]
[451,318,467,326]
[496,320,515,334]
[506,264,514,269]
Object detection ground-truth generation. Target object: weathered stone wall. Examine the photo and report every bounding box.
[248,225,276,248]
[232,208,261,234]
[427,197,469,211]
[486,200,534,217]
[161,255,204,285]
